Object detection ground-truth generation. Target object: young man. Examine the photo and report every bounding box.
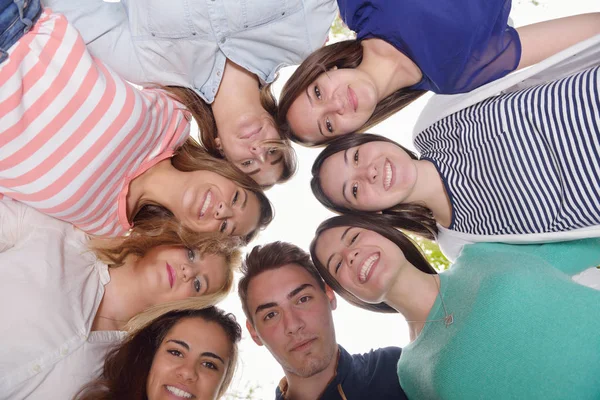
[238,241,408,400]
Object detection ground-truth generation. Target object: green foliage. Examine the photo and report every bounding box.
[408,234,450,272]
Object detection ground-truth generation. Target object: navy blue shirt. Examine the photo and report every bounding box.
[338,0,521,94]
[275,345,407,399]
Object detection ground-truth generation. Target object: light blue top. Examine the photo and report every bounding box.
[42,0,338,103]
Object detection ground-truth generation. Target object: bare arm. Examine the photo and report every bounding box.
[516,13,600,70]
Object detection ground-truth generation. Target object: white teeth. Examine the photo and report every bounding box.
[200,192,211,217]
[166,385,193,399]
[359,254,379,283]
[384,161,392,190]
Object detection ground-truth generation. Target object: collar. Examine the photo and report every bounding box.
[277,346,347,399]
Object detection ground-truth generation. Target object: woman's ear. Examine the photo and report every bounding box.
[329,66,338,71]
[215,137,225,156]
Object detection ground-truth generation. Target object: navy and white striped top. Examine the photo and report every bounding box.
[414,65,600,236]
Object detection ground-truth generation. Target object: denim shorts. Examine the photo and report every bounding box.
[0,0,42,64]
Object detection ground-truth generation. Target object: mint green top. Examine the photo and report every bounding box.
[397,240,600,399]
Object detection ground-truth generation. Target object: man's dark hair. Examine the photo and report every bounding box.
[238,241,326,324]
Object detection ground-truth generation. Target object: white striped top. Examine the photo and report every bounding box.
[415,65,600,236]
[0,10,191,237]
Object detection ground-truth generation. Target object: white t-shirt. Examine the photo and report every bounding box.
[0,199,125,399]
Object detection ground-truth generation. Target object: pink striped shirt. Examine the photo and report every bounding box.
[0,11,191,237]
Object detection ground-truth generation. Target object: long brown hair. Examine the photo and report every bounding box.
[163,86,297,187]
[311,133,438,240]
[132,137,274,244]
[73,307,242,400]
[310,215,437,313]
[277,40,426,145]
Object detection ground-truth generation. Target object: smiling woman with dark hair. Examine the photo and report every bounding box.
[310,214,600,399]
[278,1,600,146]
[74,307,242,400]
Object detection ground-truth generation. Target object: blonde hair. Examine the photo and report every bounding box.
[130,137,274,244]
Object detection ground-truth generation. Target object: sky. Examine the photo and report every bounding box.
[215,1,600,398]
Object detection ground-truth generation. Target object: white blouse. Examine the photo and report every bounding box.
[0,199,125,399]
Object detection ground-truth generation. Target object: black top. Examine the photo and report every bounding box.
[275,345,407,399]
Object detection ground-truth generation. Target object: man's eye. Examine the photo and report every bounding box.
[264,311,277,321]
[241,160,253,167]
[314,85,321,99]
[232,190,239,206]
[326,119,333,133]
[352,183,358,199]
[219,220,228,233]
[353,149,359,163]
[298,295,311,304]
[193,278,202,293]
[187,248,195,262]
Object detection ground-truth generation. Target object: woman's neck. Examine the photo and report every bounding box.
[383,264,441,341]
[405,159,453,228]
[211,60,264,132]
[358,38,423,101]
[126,159,181,221]
[92,258,149,331]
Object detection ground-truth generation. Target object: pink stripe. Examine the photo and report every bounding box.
[70,90,179,229]
[59,86,153,224]
[31,64,138,212]
[0,65,100,177]
[0,15,70,143]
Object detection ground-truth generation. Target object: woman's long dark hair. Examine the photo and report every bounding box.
[133,137,274,244]
[74,308,242,400]
[277,40,426,146]
[311,133,438,240]
[310,215,437,313]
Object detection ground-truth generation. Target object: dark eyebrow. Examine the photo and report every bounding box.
[254,283,314,316]
[306,86,313,106]
[255,301,277,316]
[326,226,352,271]
[231,190,249,236]
[202,351,225,364]
[341,149,350,203]
[167,339,189,350]
[287,283,314,299]
[246,168,261,176]
[205,274,210,294]
[271,156,283,165]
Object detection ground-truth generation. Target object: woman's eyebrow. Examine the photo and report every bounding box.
[167,339,189,350]
[202,352,225,364]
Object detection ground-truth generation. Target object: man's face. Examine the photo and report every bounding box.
[245,264,338,378]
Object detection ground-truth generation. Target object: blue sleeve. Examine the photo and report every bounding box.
[339,0,521,94]
[41,0,144,84]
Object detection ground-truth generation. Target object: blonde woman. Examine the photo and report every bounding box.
[0,199,240,399]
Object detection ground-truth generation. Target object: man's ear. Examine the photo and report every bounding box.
[246,319,263,346]
[325,285,337,311]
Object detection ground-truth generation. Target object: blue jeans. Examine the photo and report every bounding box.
[0,0,42,64]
